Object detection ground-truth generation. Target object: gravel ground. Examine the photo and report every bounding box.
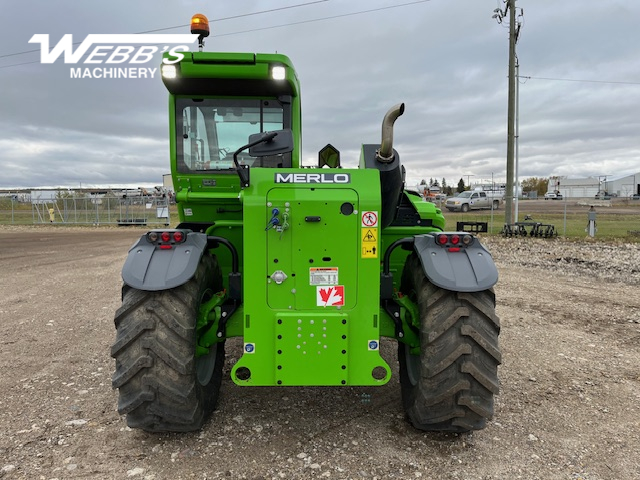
[0,226,639,479]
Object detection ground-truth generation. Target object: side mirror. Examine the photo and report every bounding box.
[233,130,294,188]
[248,129,294,157]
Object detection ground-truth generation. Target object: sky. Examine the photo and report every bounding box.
[1,0,639,190]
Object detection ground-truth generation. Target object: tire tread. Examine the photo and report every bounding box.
[111,254,225,432]
[399,253,501,432]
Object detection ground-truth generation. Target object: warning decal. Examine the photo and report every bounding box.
[316,285,345,307]
[361,211,378,227]
[362,245,378,258]
[362,225,378,258]
[310,267,339,286]
[362,228,377,243]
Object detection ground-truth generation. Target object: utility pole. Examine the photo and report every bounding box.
[514,59,520,222]
[465,174,475,190]
[493,1,522,226]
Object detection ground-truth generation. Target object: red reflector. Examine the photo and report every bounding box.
[448,247,461,252]
[437,234,448,245]
[451,234,460,245]
[159,244,173,250]
[173,231,184,242]
[160,231,171,242]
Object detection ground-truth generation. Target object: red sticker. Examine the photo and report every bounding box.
[316,285,345,307]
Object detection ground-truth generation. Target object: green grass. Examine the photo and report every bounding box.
[443,211,640,241]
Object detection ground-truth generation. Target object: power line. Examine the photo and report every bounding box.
[0,0,431,71]
[520,75,640,86]
[211,1,432,38]
[0,0,330,60]
[138,0,330,34]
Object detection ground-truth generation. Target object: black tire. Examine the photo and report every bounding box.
[111,254,225,432]
[492,200,500,209]
[461,204,469,213]
[398,253,501,432]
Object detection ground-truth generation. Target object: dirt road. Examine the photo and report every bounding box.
[1,226,639,479]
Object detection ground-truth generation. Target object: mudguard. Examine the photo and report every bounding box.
[413,234,498,292]
[121,231,208,291]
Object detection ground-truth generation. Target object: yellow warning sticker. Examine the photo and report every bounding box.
[362,228,377,243]
[362,245,378,258]
[362,227,378,257]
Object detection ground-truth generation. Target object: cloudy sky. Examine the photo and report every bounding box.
[1,0,639,190]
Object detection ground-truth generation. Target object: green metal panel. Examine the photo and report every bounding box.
[265,187,358,310]
[230,168,390,386]
[274,313,349,385]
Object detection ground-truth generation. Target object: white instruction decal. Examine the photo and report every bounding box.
[310,267,339,286]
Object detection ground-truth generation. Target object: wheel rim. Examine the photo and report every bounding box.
[404,344,421,387]
[196,343,218,385]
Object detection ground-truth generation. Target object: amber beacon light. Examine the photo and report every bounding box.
[190,14,210,36]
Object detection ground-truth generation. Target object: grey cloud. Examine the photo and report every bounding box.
[1,0,639,189]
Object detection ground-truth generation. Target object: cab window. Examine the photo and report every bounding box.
[176,98,289,173]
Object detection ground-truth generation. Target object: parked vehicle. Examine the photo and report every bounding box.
[544,192,563,200]
[445,190,502,212]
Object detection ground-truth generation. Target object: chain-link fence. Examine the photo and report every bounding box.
[0,194,171,226]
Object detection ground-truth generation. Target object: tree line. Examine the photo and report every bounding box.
[419,177,549,197]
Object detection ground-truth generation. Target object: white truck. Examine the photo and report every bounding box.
[445,190,502,212]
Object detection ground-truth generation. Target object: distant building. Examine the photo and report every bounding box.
[548,176,599,198]
[548,173,640,198]
[604,172,640,197]
[473,183,506,193]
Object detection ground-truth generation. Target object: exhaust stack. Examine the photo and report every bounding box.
[376,103,405,163]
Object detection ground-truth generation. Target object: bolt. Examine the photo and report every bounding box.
[217,332,222,337]
[222,312,227,317]
[394,312,399,317]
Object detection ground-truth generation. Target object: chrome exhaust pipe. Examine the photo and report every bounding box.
[376,103,405,163]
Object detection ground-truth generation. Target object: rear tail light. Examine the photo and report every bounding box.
[435,233,474,250]
[147,230,188,249]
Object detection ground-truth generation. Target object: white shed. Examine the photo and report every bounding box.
[604,172,640,197]
[548,176,599,198]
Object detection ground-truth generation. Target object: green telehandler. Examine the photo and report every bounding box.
[111,13,501,433]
